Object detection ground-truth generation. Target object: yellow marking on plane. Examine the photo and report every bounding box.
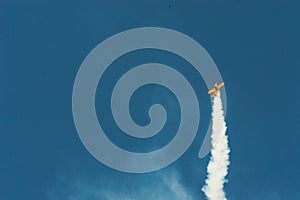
[208,82,225,97]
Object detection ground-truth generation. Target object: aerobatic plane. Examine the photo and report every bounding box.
[208,82,225,97]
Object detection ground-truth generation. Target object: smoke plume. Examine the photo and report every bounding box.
[202,93,230,200]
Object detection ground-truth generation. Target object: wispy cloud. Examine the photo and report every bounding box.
[47,167,192,200]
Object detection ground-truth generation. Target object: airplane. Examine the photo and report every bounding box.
[208,82,225,97]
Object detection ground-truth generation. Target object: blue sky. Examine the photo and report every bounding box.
[1,0,299,199]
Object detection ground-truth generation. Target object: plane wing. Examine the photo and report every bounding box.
[208,88,216,94]
[217,82,224,89]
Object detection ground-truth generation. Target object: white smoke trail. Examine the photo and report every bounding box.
[202,93,230,200]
